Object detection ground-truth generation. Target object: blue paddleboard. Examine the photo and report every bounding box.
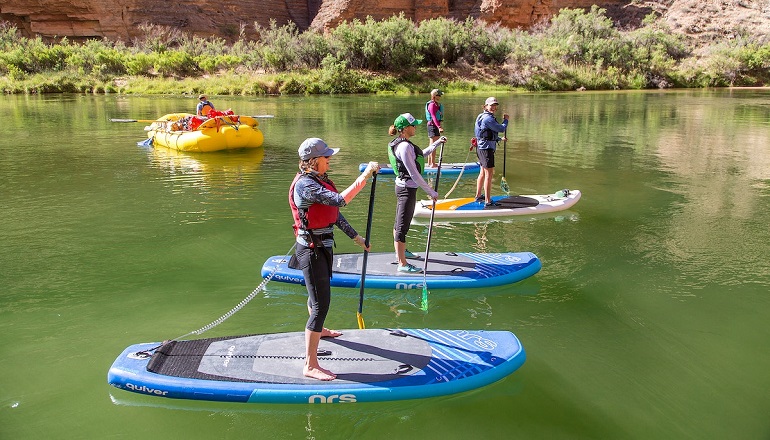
[107,328,525,404]
[261,251,541,290]
[359,162,480,176]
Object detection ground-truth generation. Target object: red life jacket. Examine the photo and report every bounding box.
[288,173,339,237]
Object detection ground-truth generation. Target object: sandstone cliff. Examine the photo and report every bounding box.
[1,0,768,44]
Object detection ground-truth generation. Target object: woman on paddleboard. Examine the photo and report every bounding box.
[474,97,508,207]
[289,138,378,380]
[388,113,445,273]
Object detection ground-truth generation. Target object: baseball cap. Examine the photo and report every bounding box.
[298,138,339,160]
[394,113,423,130]
[485,97,499,106]
[431,89,444,96]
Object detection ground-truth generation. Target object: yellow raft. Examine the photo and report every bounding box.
[146,113,264,152]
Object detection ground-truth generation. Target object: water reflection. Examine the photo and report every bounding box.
[142,145,266,224]
[146,145,265,188]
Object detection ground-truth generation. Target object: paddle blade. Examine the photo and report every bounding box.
[357,312,365,329]
[420,286,429,312]
[501,177,510,195]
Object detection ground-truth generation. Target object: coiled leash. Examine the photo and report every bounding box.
[135,243,297,357]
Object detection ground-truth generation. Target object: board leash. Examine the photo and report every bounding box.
[135,243,297,356]
[443,139,475,199]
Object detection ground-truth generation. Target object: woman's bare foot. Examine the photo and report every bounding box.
[321,328,342,338]
[304,365,336,381]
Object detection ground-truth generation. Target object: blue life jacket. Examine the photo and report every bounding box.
[425,101,443,124]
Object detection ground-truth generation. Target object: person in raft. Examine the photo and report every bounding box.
[424,88,445,168]
[474,97,509,207]
[388,113,445,273]
[289,137,379,381]
[196,94,215,116]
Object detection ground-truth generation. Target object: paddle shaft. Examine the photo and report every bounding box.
[422,141,446,278]
[500,127,510,195]
[357,172,378,329]
[503,128,507,175]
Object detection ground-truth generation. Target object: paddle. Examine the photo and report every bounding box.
[109,115,275,123]
[421,139,446,311]
[357,172,378,329]
[500,128,510,195]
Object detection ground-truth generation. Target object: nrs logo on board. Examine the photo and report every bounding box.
[126,383,169,396]
[308,394,356,403]
[394,282,424,290]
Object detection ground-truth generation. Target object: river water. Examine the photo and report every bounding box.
[1,90,769,439]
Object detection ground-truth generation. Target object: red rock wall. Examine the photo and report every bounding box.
[0,0,634,41]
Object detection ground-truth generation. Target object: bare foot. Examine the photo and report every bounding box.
[304,365,336,381]
[321,328,342,338]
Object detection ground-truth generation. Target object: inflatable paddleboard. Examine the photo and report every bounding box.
[414,189,581,219]
[261,251,541,290]
[359,162,480,176]
[108,328,525,404]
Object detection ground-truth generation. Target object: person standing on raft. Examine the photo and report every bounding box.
[289,137,378,381]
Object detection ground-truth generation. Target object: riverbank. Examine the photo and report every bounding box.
[2,8,770,95]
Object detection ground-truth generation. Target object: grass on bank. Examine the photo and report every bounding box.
[2,7,770,95]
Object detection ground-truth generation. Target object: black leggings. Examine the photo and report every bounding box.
[393,185,417,243]
[295,243,332,333]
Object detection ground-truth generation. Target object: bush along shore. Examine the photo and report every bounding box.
[2,7,770,95]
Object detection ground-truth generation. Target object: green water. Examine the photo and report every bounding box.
[1,90,769,439]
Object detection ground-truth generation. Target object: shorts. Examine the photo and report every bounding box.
[477,148,495,169]
[427,122,442,138]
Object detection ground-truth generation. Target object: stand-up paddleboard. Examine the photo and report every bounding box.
[414,189,581,219]
[108,328,525,404]
[359,162,480,176]
[261,251,541,290]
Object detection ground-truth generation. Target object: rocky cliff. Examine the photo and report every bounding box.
[1,0,768,43]
[0,0,641,41]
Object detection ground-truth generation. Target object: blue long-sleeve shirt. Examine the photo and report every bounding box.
[474,111,508,150]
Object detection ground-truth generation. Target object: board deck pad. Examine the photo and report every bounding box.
[108,329,526,404]
[148,331,431,385]
[261,251,541,289]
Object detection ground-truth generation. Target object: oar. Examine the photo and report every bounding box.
[357,172,378,329]
[421,139,446,311]
[500,128,510,195]
[109,114,275,123]
[110,118,165,123]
